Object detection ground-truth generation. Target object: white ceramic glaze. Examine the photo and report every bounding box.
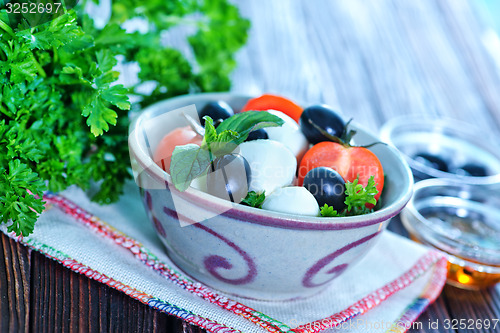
[128,93,413,300]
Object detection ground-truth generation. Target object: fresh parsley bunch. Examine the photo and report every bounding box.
[0,0,249,236]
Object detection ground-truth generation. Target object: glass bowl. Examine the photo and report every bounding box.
[380,117,500,184]
[401,179,500,289]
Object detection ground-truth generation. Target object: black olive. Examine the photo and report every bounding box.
[413,153,449,172]
[245,128,268,141]
[454,163,489,177]
[299,105,345,144]
[198,101,234,126]
[206,154,251,203]
[303,167,346,211]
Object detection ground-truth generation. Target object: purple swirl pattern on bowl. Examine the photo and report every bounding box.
[164,206,257,285]
[302,231,380,288]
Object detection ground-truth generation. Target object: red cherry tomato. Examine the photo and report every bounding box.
[241,94,303,123]
[298,142,384,203]
[154,126,202,172]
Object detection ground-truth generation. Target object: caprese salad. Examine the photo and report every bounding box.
[154,94,384,217]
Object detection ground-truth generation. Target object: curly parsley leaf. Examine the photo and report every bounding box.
[320,204,341,217]
[17,14,82,50]
[82,98,118,136]
[344,176,378,215]
[319,176,379,218]
[241,191,266,208]
[0,160,46,236]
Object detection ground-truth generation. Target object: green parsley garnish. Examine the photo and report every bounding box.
[241,191,266,208]
[319,204,341,217]
[320,176,379,217]
[344,176,378,215]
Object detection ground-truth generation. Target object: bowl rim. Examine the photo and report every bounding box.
[128,92,414,230]
[380,116,500,185]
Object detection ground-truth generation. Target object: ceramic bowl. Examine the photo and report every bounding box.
[128,93,413,300]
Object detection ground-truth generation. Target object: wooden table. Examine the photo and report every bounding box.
[2,0,500,331]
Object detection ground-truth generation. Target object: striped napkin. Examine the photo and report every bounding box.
[2,181,447,333]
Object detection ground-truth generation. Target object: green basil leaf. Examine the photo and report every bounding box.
[202,117,240,157]
[209,129,239,156]
[169,144,211,191]
[207,141,239,157]
[216,111,284,144]
[217,129,240,143]
[202,116,218,145]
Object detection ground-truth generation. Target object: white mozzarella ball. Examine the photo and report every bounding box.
[262,186,320,216]
[265,110,309,161]
[238,140,296,194]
